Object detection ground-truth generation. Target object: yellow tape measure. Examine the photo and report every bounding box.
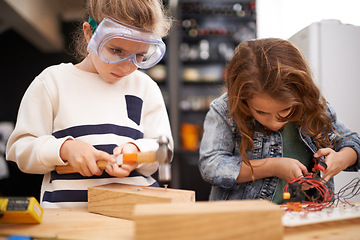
[0,197,43,224]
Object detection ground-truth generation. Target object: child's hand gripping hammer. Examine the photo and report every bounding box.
[55,136,172,182]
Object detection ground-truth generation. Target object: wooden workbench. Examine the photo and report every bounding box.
[284,217,360,240]
[0,208,133,240]
[1,208,359,240]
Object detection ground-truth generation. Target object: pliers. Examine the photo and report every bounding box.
[312,157,328,173]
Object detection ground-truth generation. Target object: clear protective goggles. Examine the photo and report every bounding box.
[87,17,166,69]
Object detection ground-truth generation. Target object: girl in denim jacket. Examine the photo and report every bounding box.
[199,38,360,203]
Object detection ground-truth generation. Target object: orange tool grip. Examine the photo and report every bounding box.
[122,153,138,164]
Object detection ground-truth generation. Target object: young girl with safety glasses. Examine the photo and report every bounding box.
[6,0,173,208]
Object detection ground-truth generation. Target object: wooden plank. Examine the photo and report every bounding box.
[133,200,283,240]
[284,217,360,240]
[0,208,134,240]
[88,183,195,220]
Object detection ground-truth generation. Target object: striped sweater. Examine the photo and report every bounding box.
[6,63,173,208]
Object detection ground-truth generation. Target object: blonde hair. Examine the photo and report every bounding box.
[226,38,340,168]
[73,0,173,61]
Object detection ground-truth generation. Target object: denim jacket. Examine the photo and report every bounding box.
[199,93,360,201]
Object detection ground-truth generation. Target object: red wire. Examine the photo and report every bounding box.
[282,173,334,211]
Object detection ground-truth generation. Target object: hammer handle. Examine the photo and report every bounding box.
[128,151,156,163]
[55,151,156,174]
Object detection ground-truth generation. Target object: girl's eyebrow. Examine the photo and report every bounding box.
[251,105,292,114]
[109,44,147,55]
[279,106,292,112]
[250,105,267,113]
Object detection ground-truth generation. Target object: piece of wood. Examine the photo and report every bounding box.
[284,217,360,240]
[133,200,283,240]
[88,183,195,220]
[0,208,134,240]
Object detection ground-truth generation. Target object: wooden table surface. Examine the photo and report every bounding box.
[0,208,134,240]
[284,217,360,240]
[1,208,359,240]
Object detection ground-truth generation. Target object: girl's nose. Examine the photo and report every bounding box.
[267,116,285,131]
[117,60,132,73]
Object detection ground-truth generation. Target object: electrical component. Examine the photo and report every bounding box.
[283,202,360,227]
[284,202,303,212]
[334,177,360,204]
[282,173,333,211]
[0,197,43,224]
[282,176,360,226]
[283,182,302,202]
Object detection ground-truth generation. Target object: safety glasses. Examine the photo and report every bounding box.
[87,17,166,69]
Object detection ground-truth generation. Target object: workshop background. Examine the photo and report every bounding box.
[0,0,359,202]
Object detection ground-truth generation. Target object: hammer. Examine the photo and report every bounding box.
[55,136,172,182]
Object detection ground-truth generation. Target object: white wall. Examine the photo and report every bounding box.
[257,0,360,39]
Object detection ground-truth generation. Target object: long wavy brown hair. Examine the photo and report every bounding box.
[226,38,339,168]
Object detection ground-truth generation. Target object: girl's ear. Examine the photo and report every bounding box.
[83,22,93,43]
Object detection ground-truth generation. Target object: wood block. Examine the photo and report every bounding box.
[133,200,283,240]
[88,183,195,220]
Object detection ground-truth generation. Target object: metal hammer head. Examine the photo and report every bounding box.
[156,135,172,182]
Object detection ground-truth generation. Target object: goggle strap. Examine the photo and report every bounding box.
[88,16,98,34]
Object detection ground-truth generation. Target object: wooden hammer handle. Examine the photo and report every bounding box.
[55,160,108,174]
[131,151,156,163]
